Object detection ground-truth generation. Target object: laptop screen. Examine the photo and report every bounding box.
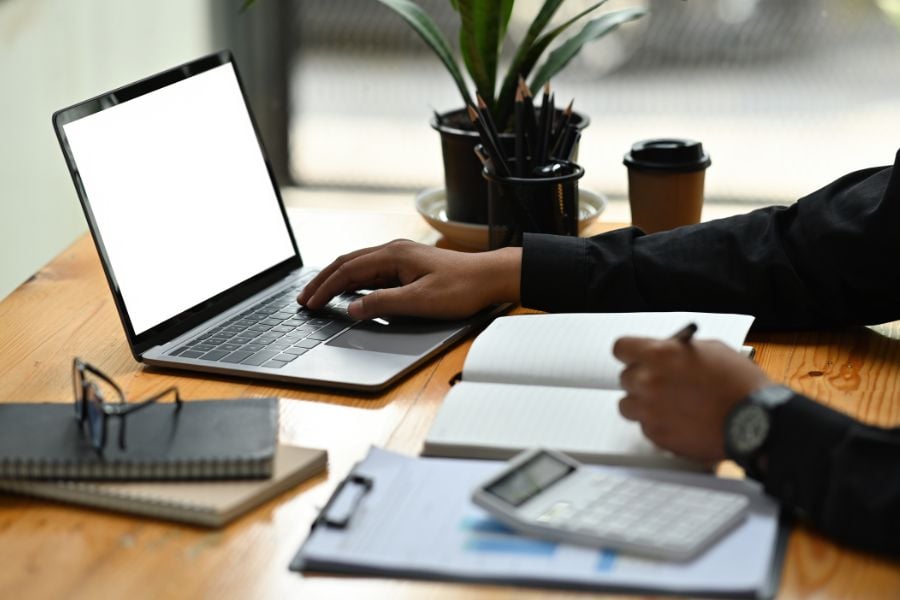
[62,62,296,335]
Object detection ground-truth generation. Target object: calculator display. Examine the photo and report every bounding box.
[485,451,575,507]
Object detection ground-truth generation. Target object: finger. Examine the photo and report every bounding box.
[348,280,433,319]
[345,276,397,294]
[612,336,655,366]
[304,252,402,310]
[618,394,644,422]
[297,243,388,305]
[618,364,642,394]
[639,421,666,446]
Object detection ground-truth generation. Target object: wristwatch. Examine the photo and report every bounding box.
[724,385,795,476]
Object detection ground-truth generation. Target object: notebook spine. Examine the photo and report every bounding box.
[0,480,220,527]
[0,456,273,480]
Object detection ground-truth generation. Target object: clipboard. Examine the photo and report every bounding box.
[290,447,790,599]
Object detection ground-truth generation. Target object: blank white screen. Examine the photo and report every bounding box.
[63,63,295,335]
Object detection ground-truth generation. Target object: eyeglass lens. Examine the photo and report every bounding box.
[83,382,106,450]
[74,365,122,450]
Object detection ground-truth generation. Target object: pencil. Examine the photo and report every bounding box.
[473,143,495,174]
[535,82,551,166]
[519,77,538,168]
[565,130,580,161]
[550,99,574,158]
[514,86,526,177]
[476,94,503,156]
[543,91,555,164]
[467,105,510,176]
[672,323,698,343]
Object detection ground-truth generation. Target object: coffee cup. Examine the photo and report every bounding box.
[623,139,711,234]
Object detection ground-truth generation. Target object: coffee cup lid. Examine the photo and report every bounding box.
[623,139,711,173]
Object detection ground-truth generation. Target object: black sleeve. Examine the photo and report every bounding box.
[762,396,900,557]
[521,149,900,329]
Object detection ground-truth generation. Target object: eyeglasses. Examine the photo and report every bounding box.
[72,358,182,452]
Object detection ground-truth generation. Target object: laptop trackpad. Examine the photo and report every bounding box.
[326,320,463,356]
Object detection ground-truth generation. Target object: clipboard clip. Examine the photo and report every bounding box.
[313,474,373,530]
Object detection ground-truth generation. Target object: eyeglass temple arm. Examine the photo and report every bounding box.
[114,387,183,450]
[115,387,183,415]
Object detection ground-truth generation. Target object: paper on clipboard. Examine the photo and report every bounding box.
[291,447,786,598]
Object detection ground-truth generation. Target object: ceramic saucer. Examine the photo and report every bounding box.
[414,188,608,250]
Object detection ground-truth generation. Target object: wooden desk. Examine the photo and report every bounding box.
[1,192,898,599]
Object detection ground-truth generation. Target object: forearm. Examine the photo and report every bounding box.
[482,246,522,305]
[760,397,900,556]
[522,151,900,329]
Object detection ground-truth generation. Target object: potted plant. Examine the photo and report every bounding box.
[376,0,648,224]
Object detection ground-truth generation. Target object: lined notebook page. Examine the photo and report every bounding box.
[461,312,755,390]
[424,382,696,469]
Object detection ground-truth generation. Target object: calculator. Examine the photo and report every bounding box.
[472,448,751,561]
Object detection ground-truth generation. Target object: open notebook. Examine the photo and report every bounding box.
[423,312,755,469]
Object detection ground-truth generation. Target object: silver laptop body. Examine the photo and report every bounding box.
[53,51,496,392]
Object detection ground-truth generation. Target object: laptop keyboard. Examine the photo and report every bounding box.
[169,278,358,369]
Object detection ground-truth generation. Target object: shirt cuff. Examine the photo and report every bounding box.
[520,233,589,312]
[759,395,855,520]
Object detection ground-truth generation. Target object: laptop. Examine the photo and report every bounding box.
[53,50,500,392]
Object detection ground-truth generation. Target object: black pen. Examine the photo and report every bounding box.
[672,322,698,343]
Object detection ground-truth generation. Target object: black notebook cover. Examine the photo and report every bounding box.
[0,398,278,480]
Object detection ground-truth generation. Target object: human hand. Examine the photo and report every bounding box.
[613,335,772,465]
[297,239,522,320]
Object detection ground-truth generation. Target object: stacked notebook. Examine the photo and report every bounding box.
[0,445,326,527]
[0,398,280,479]
[0,397,327,526]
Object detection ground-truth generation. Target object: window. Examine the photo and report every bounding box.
[286,0,900,205]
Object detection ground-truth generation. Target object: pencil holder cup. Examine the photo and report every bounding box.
[482,158,584,250]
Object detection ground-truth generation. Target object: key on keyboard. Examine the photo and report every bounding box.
[169,278,362,367]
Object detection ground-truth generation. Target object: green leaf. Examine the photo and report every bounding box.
[456,0,504,107]
[497,0,566,105]
[529,7,647,92]
[375,0,472,107]
[495,0,602,125]
[498,0,515,41]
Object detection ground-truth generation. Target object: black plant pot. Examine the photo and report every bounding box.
[432,108,590,225]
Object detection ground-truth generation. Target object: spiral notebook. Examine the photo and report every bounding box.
[0,445,326,527]
[0,398,278,480]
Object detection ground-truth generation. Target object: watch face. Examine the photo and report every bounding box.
[728,404,770,455]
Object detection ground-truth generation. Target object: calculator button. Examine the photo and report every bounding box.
[537,501,574,524]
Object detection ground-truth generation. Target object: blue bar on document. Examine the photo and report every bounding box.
[596,549,617,571]
[464,537,557,556]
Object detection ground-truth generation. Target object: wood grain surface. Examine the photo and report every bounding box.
[0,192,897,599]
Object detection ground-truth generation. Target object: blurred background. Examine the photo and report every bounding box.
[3,0,900,299]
